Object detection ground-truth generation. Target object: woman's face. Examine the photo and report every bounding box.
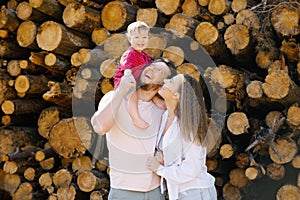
[158,74,184,101]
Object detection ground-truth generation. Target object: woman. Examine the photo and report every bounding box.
[147,74,217,200]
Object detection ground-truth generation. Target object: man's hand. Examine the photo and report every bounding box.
[117,69,136,96]
[147,156,161,172]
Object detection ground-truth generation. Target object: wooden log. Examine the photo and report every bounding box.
[262,71,300,103]
[0,69,18,104]
[0,127,35,155]
[222,183,242,200]
[162,45,184,67]
[23,167,35,181]
[16,20,39,50]
[39,157,55,170]
[44,53,71,72]
[103,33,129,59]
[1,99,49,115]
[77,170,109,192]
[35,148,56,162]
[98,59,116,79]
[56,185,76,200]
[101,0,137,31]
[165,13,198,37]
[155,0,180,16]
[90,191,103,200]
[231,0,247,13]
[236,9,260,35]
[269,138,297,164]
[19,60,47,75]
[287,103,300,129]
[227,112,249,135]
[266,163,285,181]
[292,155,300,169]
[136,8,158,27]
[39,172,53,193]
[14,74,48,96]
[0,39,30,59]
[72,156,93,175]
[208,0,229,16]
[7,60,23,77]
[219,144,235,159]
[224,24,252,56]
[223,13,235,26]
[49,118,87,158]
[2,173,21,195]
[36,21,94,57]
[3,161,18,174]
[53,169,72,187]
[255,50,275,69]
[276,185,300,200]
[70,48,91,67]
[235,153,250,169]
[271,3,300,37]
[205,118,223,158]
[194,22,228,57]
[0,5,20,33]
[245,166,263,180]
[100,78,114,94]
[182,0,200,18]
[62,2,101,34]
[176,63,200,81]
[144,34,166,59]
[7,0,18,10]
[43,81,73,108]
[280,38,299,63]
[229,168,248,188]
[37,106,61,139]
[29,0,63,20]
[15,2,49,23]
[91,27,110,46]
[12,182,33,200]
[95,159,108,172]
[246,80,263,99]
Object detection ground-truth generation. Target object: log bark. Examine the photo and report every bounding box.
[43,81,73,108]
[101,0,137,31]
[222,183,242,200]
[29,0,64,20]
[36,21,94,57]
[0,69,18,104]
[62,2,101,34]
[229,168,248,188]
[14,74,49,96]
[12,182,33,200]
[15,2,49,23]
[1,99,49,115]
[0,39,30,59]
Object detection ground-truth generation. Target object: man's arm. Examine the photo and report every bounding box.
[91,71,136,135]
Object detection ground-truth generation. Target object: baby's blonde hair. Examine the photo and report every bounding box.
[126,21,150,37]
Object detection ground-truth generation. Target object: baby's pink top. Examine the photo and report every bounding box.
[114,47,152,88]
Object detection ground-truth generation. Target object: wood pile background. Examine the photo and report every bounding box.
[0,0,300,199]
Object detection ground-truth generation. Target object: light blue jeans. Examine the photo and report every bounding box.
[178,187,217,200]
[108,187,165,200]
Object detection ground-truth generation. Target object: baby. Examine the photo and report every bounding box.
[114,21,165,129]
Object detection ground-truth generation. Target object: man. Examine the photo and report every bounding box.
[91,58,176,200]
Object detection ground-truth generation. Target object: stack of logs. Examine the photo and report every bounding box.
[0,0,300,199]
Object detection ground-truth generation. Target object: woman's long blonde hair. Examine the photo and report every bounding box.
[178,74,208,145]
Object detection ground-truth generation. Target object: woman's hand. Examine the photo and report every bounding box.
[147,156,161,172]
[154,149,164,164]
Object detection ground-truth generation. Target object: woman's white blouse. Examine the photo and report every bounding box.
[156,111,215,200]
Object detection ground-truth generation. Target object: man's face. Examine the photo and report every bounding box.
[139,62,171,86]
